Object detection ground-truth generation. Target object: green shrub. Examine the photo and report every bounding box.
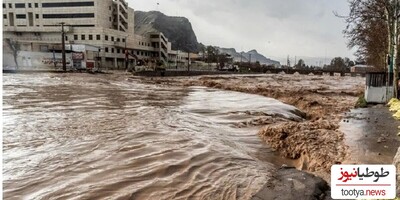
[355,95,368,108]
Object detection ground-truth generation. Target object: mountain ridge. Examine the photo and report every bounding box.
[134,11,280,66]
[217,47,281,66]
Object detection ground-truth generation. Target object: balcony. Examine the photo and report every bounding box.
[118,0,128,10]
[119,13,128,23]
[119,25,126,32]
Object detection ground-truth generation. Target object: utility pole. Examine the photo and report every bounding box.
[124,36,128,70]
[60,22,66,71]
[97,48,101,72]
[187,51,190,72]
[392,0,399,98]
[52,48,57,69]
[249,54,252,64]
[388,0,399,99]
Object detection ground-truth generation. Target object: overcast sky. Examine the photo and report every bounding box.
[128,0,354,65]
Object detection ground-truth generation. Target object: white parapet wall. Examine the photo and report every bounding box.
[365,86,394,104]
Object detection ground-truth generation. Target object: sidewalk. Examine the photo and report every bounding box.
[340,105,400,164]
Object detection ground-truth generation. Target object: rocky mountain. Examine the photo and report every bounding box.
[134,11,280,66]
[217,48,281,67]
[134,11,200,52]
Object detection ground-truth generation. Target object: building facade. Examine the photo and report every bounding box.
[3,0,173,69]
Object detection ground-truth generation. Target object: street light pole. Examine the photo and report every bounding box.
[124,36,128,70]
[60,22,66,71]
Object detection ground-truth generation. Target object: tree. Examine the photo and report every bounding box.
[344,57,355,71]
[5,39,20,69]
[206,46,219,63]
[294,59,306,69]
[341,0,400,98]
[328,57,348,71]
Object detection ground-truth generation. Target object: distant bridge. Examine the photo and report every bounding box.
[135,69,368,77]
[263,68,367,77]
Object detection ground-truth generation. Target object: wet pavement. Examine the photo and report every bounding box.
[3,73,302,200]
[340,106,400,164]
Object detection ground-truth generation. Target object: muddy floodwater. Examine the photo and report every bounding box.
[3,73,304,200]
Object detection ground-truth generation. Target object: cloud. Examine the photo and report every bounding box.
[129,0,355,65]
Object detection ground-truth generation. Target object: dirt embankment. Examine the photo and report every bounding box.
[139,74,365,172]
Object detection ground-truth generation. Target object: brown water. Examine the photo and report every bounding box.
[3,73,301,200]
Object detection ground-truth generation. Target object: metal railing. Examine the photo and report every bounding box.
[366,73,399,87]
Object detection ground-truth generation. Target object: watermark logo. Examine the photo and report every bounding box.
[331,165,396,199]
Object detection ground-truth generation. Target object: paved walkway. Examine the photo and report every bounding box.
[340,105,400,164]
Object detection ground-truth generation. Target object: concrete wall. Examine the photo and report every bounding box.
[365,86,394,104]
[3,50,73,70]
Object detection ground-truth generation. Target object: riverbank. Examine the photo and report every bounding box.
[138,74,365,174]
[5,72,335,199]
[4,72,380,199]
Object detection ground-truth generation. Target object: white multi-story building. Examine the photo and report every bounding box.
[3,0,171,69]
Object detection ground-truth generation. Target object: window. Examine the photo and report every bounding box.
[117,38,120,42]
[109,17,111,22]
[35,14,39,19]
[71,25,94,27]
[81,35,85,40]
[65,36,68,41]
[105,47,109,53]
[42,2,94,8]
[136,51,139,55]
[28,3,32,8]
[3,4,5,8]
[15,3,25,8]
[122,38,125,43]
[3,14,7,19]
[74,35,78,40]
[8,4,12,8]
[89,35,93,40]
[111,36,114,41]
[16,14,26,19]
[111,48,114,53]
[117,49,120,53]
[105,35,108,41]
[35,3,38,8]
[96,35,100,40]
[42,13,95,19]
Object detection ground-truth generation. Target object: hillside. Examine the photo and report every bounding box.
[134,11,200,52]
[217,48,281,66]
[134,11,280,66]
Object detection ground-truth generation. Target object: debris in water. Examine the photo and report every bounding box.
[140,74,364,172]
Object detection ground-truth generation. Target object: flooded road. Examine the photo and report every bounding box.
[3,73,302,200]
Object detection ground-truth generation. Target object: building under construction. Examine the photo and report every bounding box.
[3,0,172,70]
